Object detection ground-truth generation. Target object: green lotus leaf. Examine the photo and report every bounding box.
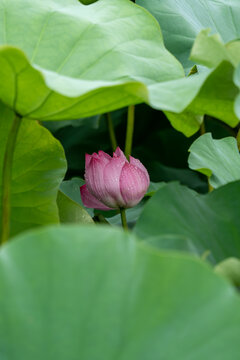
[1,224,240,359]
[137,0,240,133]
[164,110,203,137]
[57,190,94,224]
[148,62,239,134]
[0,0,184,120]
[137,0,240,71]
[190,29,240,68]
[0,0,238,136]
[188,133,240,188]
[0,102,67,238]
[134,181,240,263]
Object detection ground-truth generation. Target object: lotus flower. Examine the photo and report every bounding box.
[80,147,150,210]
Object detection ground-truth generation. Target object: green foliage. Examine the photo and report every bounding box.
[0,103,66,238]
[0,0,240,356]
[164,111,203,137]
[0,0,238,135]
[1,225,240,359]
[190,30,240,68]
[57,190,94,224]
[137,0,240,134]
[0,0,183,119]
[215,257,240,287]
[60,178,94,217]
[137,0,240,71]
[134,181,240,263]
[188,133,240,188]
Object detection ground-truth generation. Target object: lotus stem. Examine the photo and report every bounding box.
[0,113,22,245]
[120,208,128,230]
[125,105,135,159]
[107,113,118,151]
[200,121,206,135]
[237,128,240,152]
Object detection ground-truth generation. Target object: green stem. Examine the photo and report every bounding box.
[120,208,128,230]
[200,120,206,135]
[0,113,22,245]
[237,128,240,151]
[125,105,135,159]
[199,118,212,191]
[107,113,118,151]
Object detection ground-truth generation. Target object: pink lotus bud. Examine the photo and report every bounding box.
[80,147,150,210]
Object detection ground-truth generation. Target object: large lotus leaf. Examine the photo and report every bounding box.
[136,0,240,71]
[188,133,240,188]
[0,0,184,120]
[1,225,240,359]
[0,0,238,136]
[134,181,240,264]
[0,103,66,238]
[145,234,202,255]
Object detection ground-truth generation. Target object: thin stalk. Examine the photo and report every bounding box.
[0,113,22,245]
[124,105,135,159]
[237,128,240,151]
[200,120,206,135]
[120,208,128,230]
[199,117,213,191]
[106,113,118,151]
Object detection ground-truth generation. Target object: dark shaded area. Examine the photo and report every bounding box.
[43,103,234,194]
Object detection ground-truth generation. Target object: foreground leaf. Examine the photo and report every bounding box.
[188,133,240,188]
[0,0,238,137]
[134,181,240,263]
[0,103,66,238]
[0,0,183,120]
[0,225,240,359]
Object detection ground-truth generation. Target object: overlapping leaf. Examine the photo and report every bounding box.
[134,181,240,263]
[1,225,240,359]
[0,0,238,137]
[137,0,240,134]
[137,0,240,71]
[188,133,240,188]
[57,190,94,224]
[190,29,240,68]
[0,102,66,238]
[0,0,183,119]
